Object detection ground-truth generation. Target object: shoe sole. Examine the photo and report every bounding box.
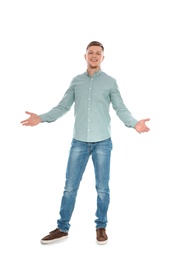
[96,239,108,245]
[40,235,68,244]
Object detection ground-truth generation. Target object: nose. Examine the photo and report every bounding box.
[91,52,96,56]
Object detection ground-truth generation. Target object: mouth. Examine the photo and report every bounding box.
[90,58,98,62]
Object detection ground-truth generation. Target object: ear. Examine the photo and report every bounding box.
[84,54,86,60]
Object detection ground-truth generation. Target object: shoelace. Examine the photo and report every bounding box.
[50,228,59,234]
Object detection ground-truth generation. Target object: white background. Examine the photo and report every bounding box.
[0,0,173,259]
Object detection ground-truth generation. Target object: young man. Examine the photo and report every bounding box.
[21,41,150,245]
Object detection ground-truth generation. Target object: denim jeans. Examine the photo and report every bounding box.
[57,138,113,232]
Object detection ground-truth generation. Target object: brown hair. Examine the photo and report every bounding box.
[86,41,104,51]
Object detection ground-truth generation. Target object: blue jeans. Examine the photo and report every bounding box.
[57,138,113,232]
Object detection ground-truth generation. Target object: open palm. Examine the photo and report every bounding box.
[20,111,41,126]
[135,118,150,133]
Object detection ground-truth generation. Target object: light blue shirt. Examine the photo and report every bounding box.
[39,70,138,142]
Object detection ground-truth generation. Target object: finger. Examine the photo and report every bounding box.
[20,119,29,124]
[20,112,32,124]
[21,122,33,126]
[25,111,33,116]
[144,128,150,132]
[21,122,29,126]
[144,118,150,122]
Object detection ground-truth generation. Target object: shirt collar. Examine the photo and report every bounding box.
[85,69,102,77]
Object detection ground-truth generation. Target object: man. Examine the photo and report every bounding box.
[21,41,150,245]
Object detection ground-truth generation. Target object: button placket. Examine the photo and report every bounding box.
[87,78,93,139]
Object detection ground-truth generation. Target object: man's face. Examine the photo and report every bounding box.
[85,45,104,69]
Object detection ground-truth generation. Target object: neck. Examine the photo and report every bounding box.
[87,66,101,76]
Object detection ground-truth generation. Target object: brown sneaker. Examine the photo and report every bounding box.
[40,228,68,244]
[96,228,108,245]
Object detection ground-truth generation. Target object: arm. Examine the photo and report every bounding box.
[39,83,75,123]
[110,80,150,133]
[110,80,138,127]
[20,81,75,126]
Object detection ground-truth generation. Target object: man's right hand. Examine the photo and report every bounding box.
[20,111,41,126]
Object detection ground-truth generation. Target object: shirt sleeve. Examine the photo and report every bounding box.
[110,79,138,128]
[39,81,75,123]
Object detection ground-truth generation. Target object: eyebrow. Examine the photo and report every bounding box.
[88,50,102,53]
